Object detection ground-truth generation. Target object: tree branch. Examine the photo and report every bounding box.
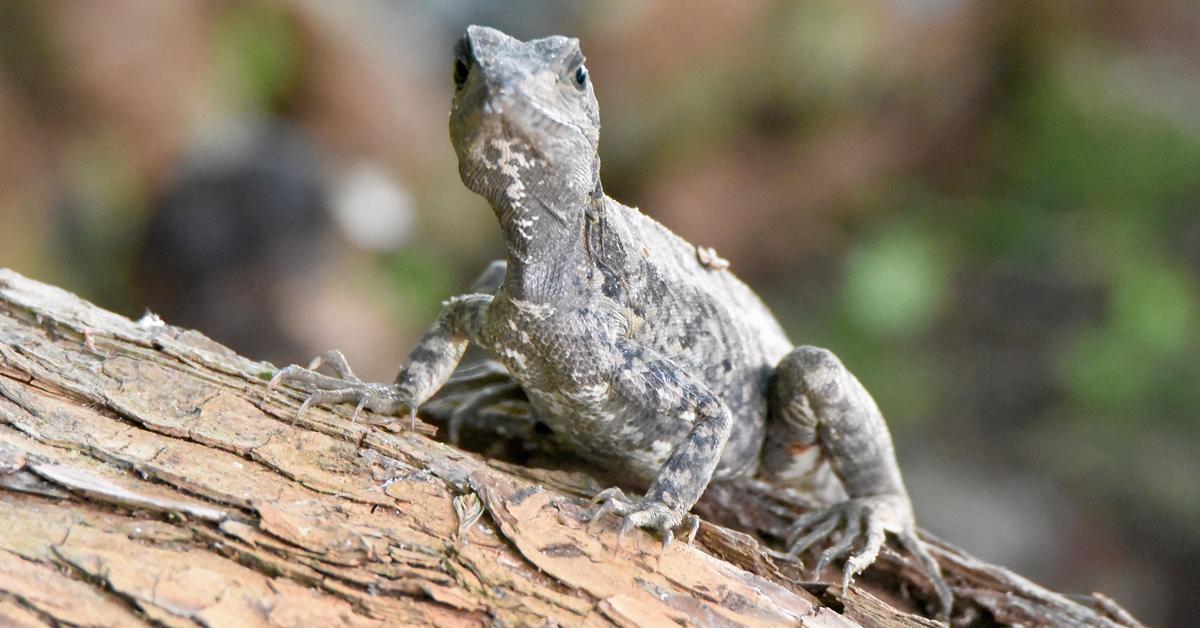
[0,269,1141,627]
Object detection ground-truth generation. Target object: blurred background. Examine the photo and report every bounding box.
[0,0,1197,622]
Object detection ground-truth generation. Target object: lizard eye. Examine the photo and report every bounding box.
[453,58,470,89]
[573,66,588,90]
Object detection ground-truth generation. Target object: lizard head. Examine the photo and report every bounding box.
[449,26,602,221]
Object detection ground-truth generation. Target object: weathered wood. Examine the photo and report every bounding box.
[0,268,1141,627]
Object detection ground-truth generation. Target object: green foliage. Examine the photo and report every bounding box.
[842,225,949,340]
[214,1,301,112]
[777,1,880,109]
[1057,256,1199,416]
[1006,63,1200,212]
[1012,64,1200,425]
[816,41,1200,484]
[382,248,458,321]
[57,134,147,309]
[1110,261,1197,356]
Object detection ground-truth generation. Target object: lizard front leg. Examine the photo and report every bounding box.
[765,345,952,618]
[271,294,492,425]
[588,339,732,551]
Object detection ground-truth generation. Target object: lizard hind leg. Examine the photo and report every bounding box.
[765,345,953,619]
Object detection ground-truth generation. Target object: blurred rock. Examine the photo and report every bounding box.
[135,119,330,365]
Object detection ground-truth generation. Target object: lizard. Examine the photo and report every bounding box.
[271,24,953,618]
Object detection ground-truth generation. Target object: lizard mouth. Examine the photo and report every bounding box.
[474,83,589,154]
[487,95,580,136]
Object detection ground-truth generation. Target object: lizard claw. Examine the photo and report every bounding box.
[271,354,415,425]
[786,496,897,577]
[898,526,954,620]
[586,487,631,532]
[586,487,697,554]
[786,495,953,619]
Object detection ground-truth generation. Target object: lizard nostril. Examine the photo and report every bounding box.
[481,83,518,116]
[482,98,500,115]
[453,59,470,89]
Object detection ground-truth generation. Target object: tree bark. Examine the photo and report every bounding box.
[0,268,1142,627]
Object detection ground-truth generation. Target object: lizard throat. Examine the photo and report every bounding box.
[474,135,593,253]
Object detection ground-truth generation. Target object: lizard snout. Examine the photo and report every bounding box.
[480,82,518,116]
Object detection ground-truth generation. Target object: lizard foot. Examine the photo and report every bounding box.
[786,495,953,619]
[586,487,700,553]
[270,350,415,426]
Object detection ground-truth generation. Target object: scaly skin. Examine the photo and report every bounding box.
[274,25,953,619]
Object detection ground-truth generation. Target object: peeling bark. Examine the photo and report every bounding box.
[0,269,1142,627]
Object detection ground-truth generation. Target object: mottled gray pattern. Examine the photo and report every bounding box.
[274,25,952,618]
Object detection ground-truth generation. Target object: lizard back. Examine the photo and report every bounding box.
[587,198,794,478]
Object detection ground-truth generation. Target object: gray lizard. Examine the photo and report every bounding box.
[273,25,953,618]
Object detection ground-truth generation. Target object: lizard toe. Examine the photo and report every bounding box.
[842,511,886,588]
[296,388,359,424]
[585,487,634,531]
[787,495,902,573]
[656,521,674,554]
[786,512,841,558]
[587,490,696,554]
[284,379,413,425]
[681,514,700,546]
[788,495,952,617]
[897,527,954,620]
[307,349,362,382]
[271,363,357,392]
[813,512,862,578]
[616,502,677,548]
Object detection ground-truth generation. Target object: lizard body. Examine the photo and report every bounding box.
[274,25,952,618]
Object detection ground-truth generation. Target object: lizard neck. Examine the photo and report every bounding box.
[491,191,597,302]
[466,135,607,301]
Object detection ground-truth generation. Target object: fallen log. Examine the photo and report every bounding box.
[0,268,1141,627]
